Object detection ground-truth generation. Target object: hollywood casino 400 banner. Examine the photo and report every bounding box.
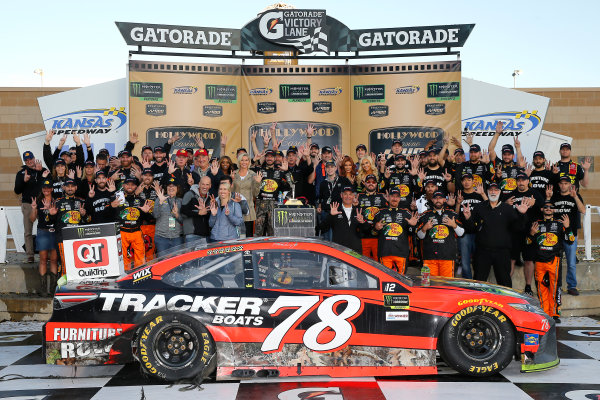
[128,61,462,159]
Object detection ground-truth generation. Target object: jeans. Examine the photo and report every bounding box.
[563,236,578,289]
[318,211,332,241]
[458,233,476,280]
[185,235,207,247]
[22,203,34,257]
[155,235,184,257]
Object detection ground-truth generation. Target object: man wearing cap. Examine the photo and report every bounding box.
[181,176,212,245]
[555,142,591,193]
[355,144,367,170]
[110,150,138,190]
[150,146,169,182]
[282,145,313,202]
[164,149,194,194]
[454,143,495,192]
[462,182,532,287]
[416,178,439,214]
[417,192,464,277]
[422,148,451,193]
[140,145,154,164]
[380,154,418,209]
[488,123,525,194]
[85,170,115,224]
[42,130,85,171]
[549,176,586,296]
[317,161,351,241]
[504,172,545,295]
[384,140,403,168]
[358,174,388,261]
[372,188,419,274]
[14,151,46,262]
[529,151,556,197]
[529,200,574,322]
[320,186,369,253]
[313,145,335,200]
[190,149,224,196]
[254,149,289,237]
[455,173,487,279]
[51,178,86,273]
[137,168,159,261]
[95,153,110,175]
[110,176,152,269]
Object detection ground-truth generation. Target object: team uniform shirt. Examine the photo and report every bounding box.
[150,162,169,182]
[318,176,352,212]
[114,195,145,232]
[287,160,314,201]
[256,165,289,201]
[372,207,413,258]
[417,208,462,260]
[529,219,574,262]
[494,158,524,197]
[76,177,95,199]
[380,171,417,208]
[556,160,585,191]
[85,189,115,224]
[139,186,159,225]
[53,195,85,238]
[529,169,556,197]
[357,192,388,238]
[34,199,55,231]
[506,188,545,225]
[113,167,135,189]
[50,176,68,199]
[454,161,495,191]
[424,166,447,192]
[457,191,485,228]
[551,193,581,233]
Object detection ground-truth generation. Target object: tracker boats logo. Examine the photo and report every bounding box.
[462,110,541,137]
[258,9,329,53]
[249,87,273,95]
[46,107,127,135]
[172,85,198,94]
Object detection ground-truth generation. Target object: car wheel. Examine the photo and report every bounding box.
[137,313,216,381]
[440,306,515,376]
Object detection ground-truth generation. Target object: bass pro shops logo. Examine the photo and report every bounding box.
[73,239,109,268]
[46,108,127,135]
[462,111,542,137]
[258,9,329,54]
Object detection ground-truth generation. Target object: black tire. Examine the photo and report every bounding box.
[440,305,515,376]
[137,313,216,381]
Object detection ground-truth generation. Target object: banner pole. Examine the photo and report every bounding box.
[583,204,594,261]
[0,207,7,264]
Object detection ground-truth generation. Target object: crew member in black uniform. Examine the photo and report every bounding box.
[85,170,115,224]
[254,149,289,236]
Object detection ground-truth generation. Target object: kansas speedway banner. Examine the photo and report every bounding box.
[242,65,350,156]
[128,62,241,159]
[351,62,462,157]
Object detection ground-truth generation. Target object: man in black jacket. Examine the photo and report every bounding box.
[463,182,532,287]
[320,186,369,253]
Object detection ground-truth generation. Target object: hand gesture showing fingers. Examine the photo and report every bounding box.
[232,192,242,203]
[561,214,570,228]
[88,183,95,198]
[530,221,539,236]
[23,169,30,182]
[407,211,419,226]
[545,184,553,200]
[506,196,515,205]
[210,160,219,175]
[67,169,75,179]
[355,208,365,224]
[224,203,230,216]
[129,131,139,144]
[306,123,315,137]
[496,121,504,135]
[254,171,263,183]
[171,201,178,217]
[330,201,341,216]
[31,197,37,209]
[187,173,194,186]
[35,159,43,171]
[195,200,208,215]
[210,198,218,216]
[463,203,472,219]
[422,217,434,232]
[168,160,176,174]
[107,179,116,192]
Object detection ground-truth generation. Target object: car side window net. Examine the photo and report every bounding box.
[162,252,244,289]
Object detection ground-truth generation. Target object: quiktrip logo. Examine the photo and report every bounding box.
[318,87,343,96]
[462,111,541,136]
[395,85,420,94]
[46,108,127,135]
[249,87,273,95]
[258,9,329,54]
[73,239,109,270]
[172,85,198,94]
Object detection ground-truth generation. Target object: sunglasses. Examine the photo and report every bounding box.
[543,205,553,209]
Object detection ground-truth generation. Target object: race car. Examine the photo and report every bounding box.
[43,237,558,381]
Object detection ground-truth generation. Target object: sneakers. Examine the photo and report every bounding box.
[553,316,561,324]
[567,288,580,296]
[524,285,534,296]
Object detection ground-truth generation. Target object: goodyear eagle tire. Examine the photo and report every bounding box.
[137,314,215,382]
[440,305,515,376]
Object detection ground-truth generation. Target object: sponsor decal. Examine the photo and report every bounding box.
[462,110,541,137]
[206,245,244,256]
[383,223,403,237]
[278,387,343,400]
[382,282,405,293]
[45,107,127,135]
[425,102,445,115]
[249,87,273,95]
[205,84,237,103]
[203,105,223,117]
[369,105,389,117]
[353,85,385,102]
[395,85,420,94]
[567,330,600,338]
[451,305,507,327]
[172,85,198,94]
[524,333,539,346]
[212,315,264,326]
[427,81,460,100]
[312,101,332,113]
[430,225,450,240]
[130,82,163,101]
[468,362,499,374]
[383,295,409,309]
[73,239,109,269]
[538,232,559,247]
[318,87,343,96]
[457,298,504,308]
[564,390,600,400]
[501,177,517,191]
[146,103,166,116]
[386,311,409,321]
[280,84,311,102]
[146,126,222,158]
[258,9,328,54]
[275,209,315,227]
[257,101,277,114]
[355,25,474,50]
[132,267,152,283]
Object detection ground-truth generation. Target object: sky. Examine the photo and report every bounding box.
[1,0,599,88]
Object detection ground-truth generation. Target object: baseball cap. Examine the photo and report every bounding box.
[364,174,378,182]
[516,172,529,180]
[142,168,153,176]
[394,153,406,160]
[533,150,545,159]
[389,188,401,196]
[341,185,354,192]
[423,178,437,186]
[63,178,76,186]
[309,143,319,150]
[543,200,554,207]
[469,144,481,152]
[419,150,428,157]
[560,143,571,149]
[166,176,178,186]
[487,182,500,189]
[185,148,194,155]
[432,191,446,198]
[153,146,165,153]
[454,148,465,154]
[95,170,106,178]
[236,147,248,154]
[84,160,95,167]
[60,151,71,158]
[99,148,110,156]
[286,146,298,154]
[392,139,402,146]
[325,161,336,167]
[461,173,474,180]
[124,176,138,185]
[41,180,52,188]
[176,149,188,157]
[501,144,515,154]
[119,150,132,157]
[275,150,284,157]
[356,144,367,151]
[427,148,438,154]
[558,175,571,182]
[264,149,275,157]
[23,151,34,160]
[54,159,66,166]
[321,146,332,153]
[142,145,152,152]
[195,148,209,157]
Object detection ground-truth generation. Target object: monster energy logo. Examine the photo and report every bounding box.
[277,210,289,226]
[77,227,85,238]
[279,84,310,102]
[129,82,163,101]
[205,85,237,103]
[427,82,460,100]
[353,85,385,102]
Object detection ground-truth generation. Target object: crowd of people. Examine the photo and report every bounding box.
[14,123,592,322]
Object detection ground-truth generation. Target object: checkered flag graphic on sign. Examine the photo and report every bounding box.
[289,27,329,54]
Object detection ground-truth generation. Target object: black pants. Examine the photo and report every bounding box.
[245,221,254,238]
[475,248,512,287]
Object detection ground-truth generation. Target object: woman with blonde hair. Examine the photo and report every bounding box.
[232,152,260,237]
[356,156,379,193]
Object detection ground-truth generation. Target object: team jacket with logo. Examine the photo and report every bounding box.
[372,207,413,258]
[256,165,289,201]
[454,161,494,191]
[417,209,462,260]
[529,218,574,262]
[494,158,524,197]
[85,189,115,224]
[54,195,85,238]
[357,192,388,239]
[114,195,145,232]
[139,186,158,225]
[556,160,585,190]
[379,172,417,208]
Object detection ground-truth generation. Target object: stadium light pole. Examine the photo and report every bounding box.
[512,69,522,88]
[34,68,44,87]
